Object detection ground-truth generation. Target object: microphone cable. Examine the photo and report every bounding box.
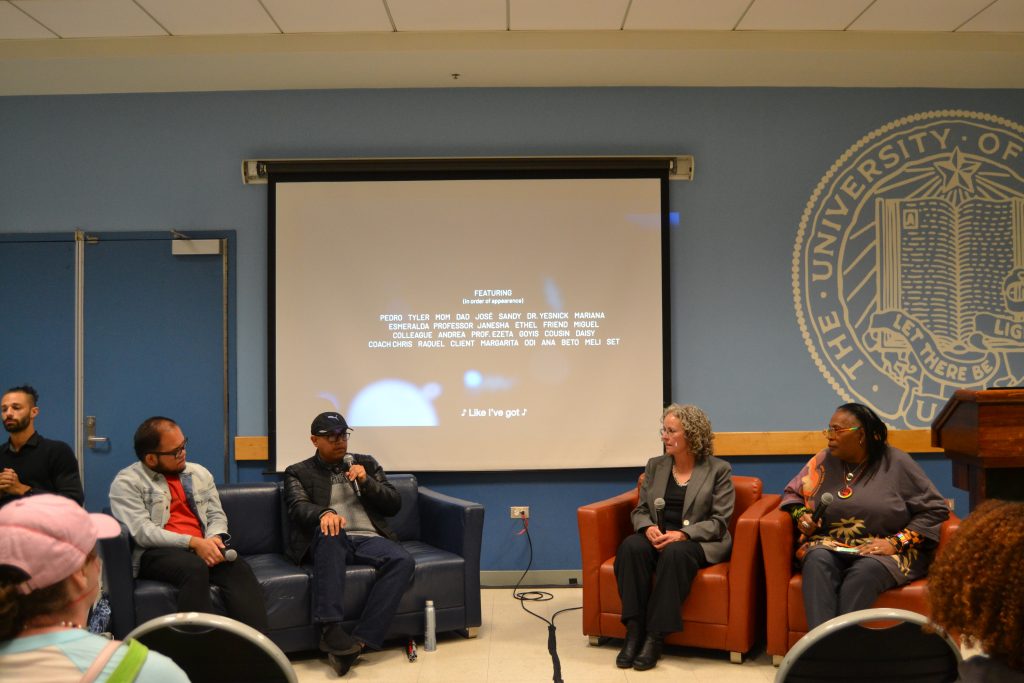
[511,513,581,683]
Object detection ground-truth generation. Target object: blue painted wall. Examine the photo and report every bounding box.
[3,87,1020,569]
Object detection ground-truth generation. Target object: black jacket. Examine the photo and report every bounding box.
[282,451,402,564]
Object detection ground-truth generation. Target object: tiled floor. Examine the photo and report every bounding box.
[290,588,778,682]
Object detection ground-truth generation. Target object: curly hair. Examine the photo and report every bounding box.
[662,403,714,462]
[928,499,1024,670]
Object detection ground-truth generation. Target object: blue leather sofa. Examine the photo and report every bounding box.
[100,476,484,653]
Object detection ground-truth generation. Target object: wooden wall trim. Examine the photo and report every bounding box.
[234,430,942,462]
[715,429,941,456]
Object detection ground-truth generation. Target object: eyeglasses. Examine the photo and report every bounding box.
[822,426,860,438]
[660,427,680,436]
[321,430,353,444]
[151,438,188,458]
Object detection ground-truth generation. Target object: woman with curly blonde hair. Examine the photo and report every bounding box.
[612,403,734,671]
[929,499,1024,681]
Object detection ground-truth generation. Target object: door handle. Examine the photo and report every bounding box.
[85,415,110,449]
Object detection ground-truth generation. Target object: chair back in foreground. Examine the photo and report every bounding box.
[775,607,960,683]
[125,612,297,683]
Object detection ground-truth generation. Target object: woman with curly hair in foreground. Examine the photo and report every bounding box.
[928,499,1024,682]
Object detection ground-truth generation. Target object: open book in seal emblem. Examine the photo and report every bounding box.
[794,110,1024,429]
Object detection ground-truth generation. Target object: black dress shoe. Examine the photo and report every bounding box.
[615,621,645,668]
[319,623,361,655]
[327,650,360,676]
[632,633,664,671]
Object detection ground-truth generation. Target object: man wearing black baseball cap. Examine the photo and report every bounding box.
[283,412,414,676]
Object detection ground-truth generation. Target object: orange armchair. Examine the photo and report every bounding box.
[577,475,775,663]
[760,498,960,664]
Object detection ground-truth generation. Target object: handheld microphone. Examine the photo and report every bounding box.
[812,492,834,525]
[222,548,237,562]
[654,497,666,534]
[342,454,361,497]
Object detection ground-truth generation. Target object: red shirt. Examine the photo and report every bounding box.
[163,474,203,538]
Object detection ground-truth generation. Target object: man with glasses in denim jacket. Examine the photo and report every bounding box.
[108,416,267,631]
[284,411,414,676]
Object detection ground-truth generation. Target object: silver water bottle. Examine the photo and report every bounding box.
[424,600,437,652]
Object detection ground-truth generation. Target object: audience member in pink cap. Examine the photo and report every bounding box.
[0,494,189,681]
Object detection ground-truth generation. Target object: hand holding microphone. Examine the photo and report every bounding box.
[799,492,834,535]
[342,454,362,497]
[654,497,666,534]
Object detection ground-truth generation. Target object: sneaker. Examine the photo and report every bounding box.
[319,623,361,655]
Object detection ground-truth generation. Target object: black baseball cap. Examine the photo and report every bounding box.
[311,412,350,436]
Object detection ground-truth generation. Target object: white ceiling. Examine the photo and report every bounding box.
[1,0,1022,94]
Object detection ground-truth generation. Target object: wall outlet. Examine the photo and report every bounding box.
[510,506,530,519]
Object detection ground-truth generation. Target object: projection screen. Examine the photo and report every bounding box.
[270,169,669,471]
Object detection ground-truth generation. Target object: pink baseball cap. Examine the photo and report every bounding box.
[0,494,121,594]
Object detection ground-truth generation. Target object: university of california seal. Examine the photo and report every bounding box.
[794,110,1024,428]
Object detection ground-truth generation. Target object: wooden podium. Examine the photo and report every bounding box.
[931,388,1024,511]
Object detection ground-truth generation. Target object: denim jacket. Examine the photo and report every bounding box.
[108,461,228,576]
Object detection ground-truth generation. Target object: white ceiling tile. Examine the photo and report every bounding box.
[262,0,392,33]
[0,1,55,38]
[387,0,506,31]
[625,0,752,30]
[137,0,279,36]
[959,0,1024,31]
[739,0,873,30]
[850,0,995,31]
[11,0,164,38]
[511,0,628,31]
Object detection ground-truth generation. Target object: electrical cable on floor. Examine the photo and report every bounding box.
[511,514,582,683]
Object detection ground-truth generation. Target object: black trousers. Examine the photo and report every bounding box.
[139,547,269,632]
[614,533,708,635]
[801,547,898,630]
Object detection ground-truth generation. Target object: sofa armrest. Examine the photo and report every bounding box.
[98,522,137,639]
[417,486,485,628]
[724,493,777,653]
[759,499,795,657]
[577,489,637,635]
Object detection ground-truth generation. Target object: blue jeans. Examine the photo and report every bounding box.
[312,530,415,650]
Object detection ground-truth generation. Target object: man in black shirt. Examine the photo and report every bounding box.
[0,385,83,507]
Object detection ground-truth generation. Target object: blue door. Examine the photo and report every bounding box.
[0,236,76,447]
[0,232,232,510]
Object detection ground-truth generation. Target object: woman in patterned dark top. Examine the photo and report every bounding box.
[779,402,949,630]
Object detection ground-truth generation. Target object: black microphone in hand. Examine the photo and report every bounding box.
[342,454,361,497]
[654,497,666,533]
[811,492,834,526]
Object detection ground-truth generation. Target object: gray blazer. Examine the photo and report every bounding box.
[630,454,735,564]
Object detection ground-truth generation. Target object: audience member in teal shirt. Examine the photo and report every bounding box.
[0,494,189,682]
